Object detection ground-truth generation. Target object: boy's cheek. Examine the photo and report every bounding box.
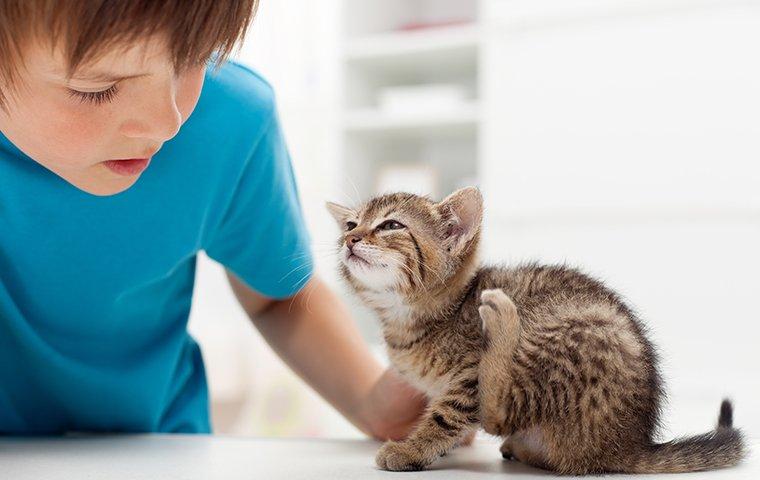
[46,128,108,168]
[2,92,110,170]
[176,66,206,123]
[32,110,111,170]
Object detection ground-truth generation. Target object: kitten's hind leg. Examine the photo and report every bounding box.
[478,289,522,436]
[501,428,550,470]
[500,436,515,460]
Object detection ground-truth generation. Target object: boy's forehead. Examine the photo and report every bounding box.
[32,35,172,81]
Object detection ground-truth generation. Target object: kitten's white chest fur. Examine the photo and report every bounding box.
[391,350,452,398]
[360,289,451,396]
[360,289,413,324]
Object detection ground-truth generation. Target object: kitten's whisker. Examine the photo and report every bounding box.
[394,257,427,295]
[284,269,316,315]
[309,241,343,247]
[344,174,363,206]
[286,248,339,260]
[304,275,319,315]
[420,262,446,287]
[278,262,315,283]
[280,251,344,284]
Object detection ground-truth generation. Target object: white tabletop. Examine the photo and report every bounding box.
[0,435,757,479]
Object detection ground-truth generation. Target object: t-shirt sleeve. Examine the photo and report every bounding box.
[204,110,313,299]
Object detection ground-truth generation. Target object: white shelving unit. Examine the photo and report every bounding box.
[338,0,482,201]
[343,103,479,137]
[344,23,479,63]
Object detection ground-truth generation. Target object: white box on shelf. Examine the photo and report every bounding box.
[377,83,471,115]
[375,163,439,198]
[343,103,479,136]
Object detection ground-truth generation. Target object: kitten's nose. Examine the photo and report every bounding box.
[347,234,363,246]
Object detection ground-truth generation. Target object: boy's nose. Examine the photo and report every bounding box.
[120,111,181,142]
[120,92,182,142]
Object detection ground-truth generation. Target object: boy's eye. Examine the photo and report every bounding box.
[345,221,358,231]
[377,220,404,231]
[67,85,120,105]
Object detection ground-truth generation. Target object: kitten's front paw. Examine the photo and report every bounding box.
[376,441,430,471]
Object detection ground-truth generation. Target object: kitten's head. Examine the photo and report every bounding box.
[326,187,483,294]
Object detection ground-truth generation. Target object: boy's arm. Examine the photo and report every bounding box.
[226,271,427,440]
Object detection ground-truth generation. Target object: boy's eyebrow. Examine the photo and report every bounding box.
[69,71,150,82]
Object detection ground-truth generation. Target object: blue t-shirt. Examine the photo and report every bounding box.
[0,61,313,434]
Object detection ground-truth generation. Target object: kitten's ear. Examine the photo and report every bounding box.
[436,187,483,255]
[325,201,355,228]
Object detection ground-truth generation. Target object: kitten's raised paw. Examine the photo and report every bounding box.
[376,441,430,471]
[478,289,517,332]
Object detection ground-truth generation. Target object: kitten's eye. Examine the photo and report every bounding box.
[345,221,358,231]
[377,220,405,231]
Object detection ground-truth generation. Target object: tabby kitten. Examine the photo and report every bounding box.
[326,187,746,475]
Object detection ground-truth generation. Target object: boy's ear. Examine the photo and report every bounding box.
[325,201,355,228]
[436,187,483,256]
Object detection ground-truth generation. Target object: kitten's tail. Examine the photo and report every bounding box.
[621,399,747,474]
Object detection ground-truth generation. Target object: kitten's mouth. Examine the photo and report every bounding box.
[347,251,371,266]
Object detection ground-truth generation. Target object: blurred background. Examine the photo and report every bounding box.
[188,0,760,441]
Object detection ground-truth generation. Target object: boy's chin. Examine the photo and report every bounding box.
[58,168,143,196]
[72,177,140,196]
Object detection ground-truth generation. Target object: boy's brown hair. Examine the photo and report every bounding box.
[0,0,259,105]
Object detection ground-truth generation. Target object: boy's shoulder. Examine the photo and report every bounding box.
[158,60,281,190]
[195,60,277,130]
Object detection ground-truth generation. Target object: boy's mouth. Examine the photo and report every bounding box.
[103,158,151,176]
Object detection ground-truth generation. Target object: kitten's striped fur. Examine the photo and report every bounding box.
[327,187,746,474]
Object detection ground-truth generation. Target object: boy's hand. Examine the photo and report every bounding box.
[359,368,477,445]
[359,368,427,441]
[230,273,476,445]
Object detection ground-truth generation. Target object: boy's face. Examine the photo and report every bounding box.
[0,37,206,196]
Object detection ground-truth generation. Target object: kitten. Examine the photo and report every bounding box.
[326,187,746,474]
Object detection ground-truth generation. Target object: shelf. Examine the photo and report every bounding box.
[486,206,760,227]
[343,24,480,75]
[343,103,480,138]
[487,0,751,29]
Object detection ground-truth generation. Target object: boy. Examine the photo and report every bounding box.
[0,0,426,438]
